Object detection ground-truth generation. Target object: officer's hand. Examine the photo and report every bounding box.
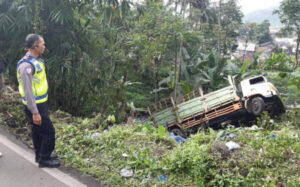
[33,113,42,126]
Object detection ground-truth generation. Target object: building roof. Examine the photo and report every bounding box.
[260,41,274,47]
[237,42,256,52]
[233,51,254,62]
[274,37,297,46]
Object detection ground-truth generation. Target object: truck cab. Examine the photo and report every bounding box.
[238,75,285,116]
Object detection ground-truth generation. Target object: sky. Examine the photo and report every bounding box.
[238,0,282,14]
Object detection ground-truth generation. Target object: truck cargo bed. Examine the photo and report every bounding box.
[150,85,239,127]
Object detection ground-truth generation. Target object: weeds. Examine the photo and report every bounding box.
[0,91,299,186]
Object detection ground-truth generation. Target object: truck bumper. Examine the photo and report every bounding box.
[265,95,286,115]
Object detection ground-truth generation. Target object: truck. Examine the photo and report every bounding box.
[148,75,285,136]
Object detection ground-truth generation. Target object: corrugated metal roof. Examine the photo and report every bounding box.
[237,42,256,52]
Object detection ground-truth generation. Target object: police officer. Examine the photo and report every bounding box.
[17,34,60,168]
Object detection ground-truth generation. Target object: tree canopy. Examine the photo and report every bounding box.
[3,0,290,121]
[274,0,300,70]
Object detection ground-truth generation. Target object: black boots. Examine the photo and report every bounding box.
[36,154,60,168]
[35,153,58,163]
[39,158,60,168]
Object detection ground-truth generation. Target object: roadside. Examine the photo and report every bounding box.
[1,82,299,186]
[0,125,100,187]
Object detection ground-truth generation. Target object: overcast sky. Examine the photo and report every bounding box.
[238,0,282,14]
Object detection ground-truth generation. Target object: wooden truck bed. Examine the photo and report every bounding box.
[149,85,241,128]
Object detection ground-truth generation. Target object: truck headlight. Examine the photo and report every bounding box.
[269,84,278,94]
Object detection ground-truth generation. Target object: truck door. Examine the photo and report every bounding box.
[248,76,269,96]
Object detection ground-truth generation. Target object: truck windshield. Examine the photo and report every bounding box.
[249,77,265,85]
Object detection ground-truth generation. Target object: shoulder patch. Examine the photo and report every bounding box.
[26,67,32,75]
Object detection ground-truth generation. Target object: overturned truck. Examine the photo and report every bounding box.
[148,75,285,135]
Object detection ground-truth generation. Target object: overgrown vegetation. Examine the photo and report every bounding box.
[0,0,244,120]
[266,68,300,105]
[0,0,299,185]
[1,87,299,186]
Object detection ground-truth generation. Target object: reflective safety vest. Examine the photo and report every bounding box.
[17,54,48,105]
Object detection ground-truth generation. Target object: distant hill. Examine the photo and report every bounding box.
[244,5,282,26]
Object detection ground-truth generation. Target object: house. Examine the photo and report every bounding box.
[232,41,256,62]
[236,42,256,52]
[273,36,297,55]
[256,42,274,63]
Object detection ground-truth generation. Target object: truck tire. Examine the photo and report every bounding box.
[170,128,185,138]
[251,97,265,116]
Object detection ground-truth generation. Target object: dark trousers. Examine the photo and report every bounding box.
[24,102,55,160]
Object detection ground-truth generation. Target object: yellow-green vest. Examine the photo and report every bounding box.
[17,54,48,105]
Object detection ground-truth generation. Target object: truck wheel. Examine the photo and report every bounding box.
[251,97,265,116]
[170,128,185,138]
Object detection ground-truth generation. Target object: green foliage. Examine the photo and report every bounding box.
[274,0,300,32]
[256,20,273,44]
[274,0,300,71]
[267,70,300,105]
[0,0,300,185]
[241,20,273,44]
[256,112,278,131]
[263,52,294,71]
[249,51,262,70]
[157,125,167,137]
[287,85,299,105]
[163,132,215,181]
[1,91,300,186]
[162,123,300,186]
[0,0,245,119]
[55,120,174,185]
[165,48,241,95]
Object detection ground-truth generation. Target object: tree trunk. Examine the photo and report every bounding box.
[217,0,222,58]
[100,94,108,115]
[117,72,127,112]
[75,85,88,115]
[293,31,300,71]
[242,39,248,62]
[178,38,183,82]
[33,0,44,34]
[174,35,178,103]
[174,37,183,103]
[154,58,159,104]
